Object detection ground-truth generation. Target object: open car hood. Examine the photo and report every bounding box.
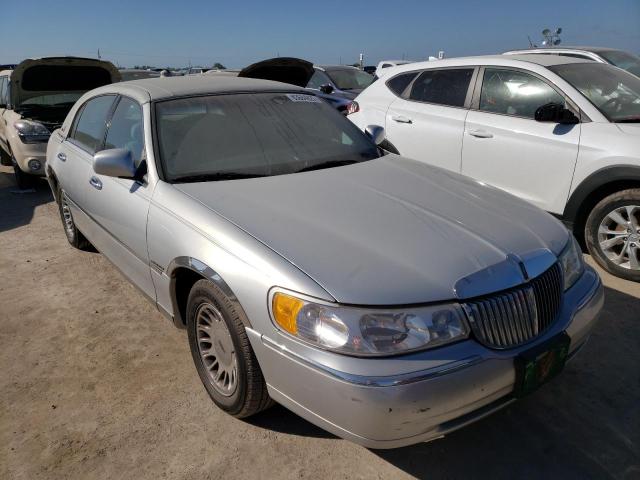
[238,57,314,88]
[10,57,121,106]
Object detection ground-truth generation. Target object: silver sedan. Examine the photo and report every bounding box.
[45,75,603,449]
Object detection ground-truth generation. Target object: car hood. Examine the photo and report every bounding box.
[238,57,315,88]
[175,156,569,305]
[10,57,121,106]
[616,123,640,135]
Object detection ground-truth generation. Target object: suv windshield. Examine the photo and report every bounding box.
[550,63,640,122]
[155,92,381,182]
[325,69,374,90]
[597,50,640,77]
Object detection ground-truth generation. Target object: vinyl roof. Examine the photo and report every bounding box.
[90,75,305,103]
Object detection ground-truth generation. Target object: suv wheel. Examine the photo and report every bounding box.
[57,188,91,250]
[585,188,640,282]
[186,279,273,418]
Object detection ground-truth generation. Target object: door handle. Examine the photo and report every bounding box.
[467,129,493,138]
[391,115,412,124]
[57,152,66,161]
[89,176,102,190]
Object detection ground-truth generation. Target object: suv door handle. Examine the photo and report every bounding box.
[467,129,493,138]
[57,152,66,161]
[89,176,102,190]
[391,115,412,124]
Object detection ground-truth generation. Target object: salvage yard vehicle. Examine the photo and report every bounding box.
[504,47,640,77]
[348,54,640,282]
[46,75,602,449]
[236,57,372,113]
[0,57,120,188]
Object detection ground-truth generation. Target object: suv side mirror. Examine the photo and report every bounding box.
[365,125,385,145]
[93,148,136,178]
[319,84,334,94]
[535,103,579,125]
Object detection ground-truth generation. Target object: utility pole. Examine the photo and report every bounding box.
[97,48,101,59]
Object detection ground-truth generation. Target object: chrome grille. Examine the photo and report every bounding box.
[463,263,563,349]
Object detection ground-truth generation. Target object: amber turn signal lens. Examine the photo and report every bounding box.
[272,292,304,335]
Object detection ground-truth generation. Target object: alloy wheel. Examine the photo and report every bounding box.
[597,205,640,270]
[60,192,76,239]
[195,303,238,396]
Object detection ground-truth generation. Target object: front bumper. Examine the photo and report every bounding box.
[249,266,603,449]
[12,141,47,176]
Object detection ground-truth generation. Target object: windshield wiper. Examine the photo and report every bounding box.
[171,172,267,183]
[295,159,360,173]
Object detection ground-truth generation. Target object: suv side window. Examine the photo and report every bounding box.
[387,72,418,97]
[307,70,331,89]
[408,68,474,107]
[479,68,565,119]
[70,95,115,153]
[104,97,144,164]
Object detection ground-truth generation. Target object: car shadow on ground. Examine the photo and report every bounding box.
[249,285,639,479]
[0,169,53,233]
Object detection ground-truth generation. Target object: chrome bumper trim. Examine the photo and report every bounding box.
[260,334,483,388]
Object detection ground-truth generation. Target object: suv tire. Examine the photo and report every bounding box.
[585,188,640,282]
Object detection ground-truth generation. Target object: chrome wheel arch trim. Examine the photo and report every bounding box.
[166,256,253,329]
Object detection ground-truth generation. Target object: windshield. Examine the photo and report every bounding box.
[326,69,374,90]
[597,50,640,77]
[155,92,381,182]
[550,63,640,122]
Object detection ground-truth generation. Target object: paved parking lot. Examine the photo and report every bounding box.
[0,166,638,480]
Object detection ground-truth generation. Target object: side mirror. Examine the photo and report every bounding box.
[534,103,579,125]
[93,148,136,178]
[319,84,334,94]
[365,125,385,145]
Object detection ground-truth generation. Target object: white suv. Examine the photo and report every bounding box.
[348,54,640,281]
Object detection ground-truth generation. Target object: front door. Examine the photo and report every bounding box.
[461,67,580,214]
[82,96,155,299]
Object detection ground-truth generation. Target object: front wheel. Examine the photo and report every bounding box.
[585,188,640,282]
[186,279,273,418]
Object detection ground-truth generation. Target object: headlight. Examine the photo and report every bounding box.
[14,120,50,143]
[270,291,469,356]
[559,235,584,291]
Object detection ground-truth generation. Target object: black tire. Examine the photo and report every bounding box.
[0,148,12,166]
[186,279,273,418]
[57,187,91,250]
[13,162,35,190]
[585,188,640,282]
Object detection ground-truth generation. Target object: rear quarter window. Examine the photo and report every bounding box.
[386,72,418,97]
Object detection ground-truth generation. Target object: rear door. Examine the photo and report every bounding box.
[81,96,155,299]
[55,94,117,232]
[385,67,476,171]
[461,67,580,214]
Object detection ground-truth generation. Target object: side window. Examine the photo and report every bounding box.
[70,95,115,153]
[306,70,330,89]
[386,72,418,97]
[408,68,474,107]
[479,68,565,119]
[104,97,144,164]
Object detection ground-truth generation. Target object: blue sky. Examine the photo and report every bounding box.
[2,0,639,68]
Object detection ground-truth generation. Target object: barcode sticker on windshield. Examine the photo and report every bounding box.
[286,93,321,103]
